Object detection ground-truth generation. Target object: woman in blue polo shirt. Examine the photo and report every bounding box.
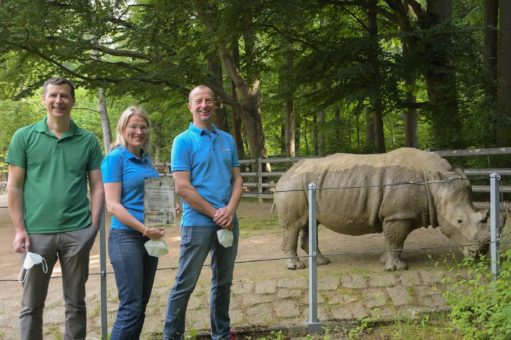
[101,106,164,339]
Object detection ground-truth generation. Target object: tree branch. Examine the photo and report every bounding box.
[90,42,150,60]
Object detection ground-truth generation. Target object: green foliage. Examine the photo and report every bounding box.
[0,98,41,172]
[443,250,511,339]
[0,0,507,159]
[347,317,375,339]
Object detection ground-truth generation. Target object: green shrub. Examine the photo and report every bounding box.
[443,250,511,339]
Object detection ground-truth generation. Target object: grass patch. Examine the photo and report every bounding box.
[362,314,462,339]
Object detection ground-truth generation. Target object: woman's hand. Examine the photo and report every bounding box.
[144,226,165,240]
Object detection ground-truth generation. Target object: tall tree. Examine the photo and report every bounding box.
[496,0,511,147]
[284,44,296,157]
[484,0,499,145]
[418,0,462,148]
[367,0,386,152]
[385,0,420,148]
[194,0,269,162]
[97,88,111,151]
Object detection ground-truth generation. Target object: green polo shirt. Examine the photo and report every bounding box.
[6,117,103,234]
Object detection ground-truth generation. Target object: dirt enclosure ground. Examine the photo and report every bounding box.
[0,194,508,339]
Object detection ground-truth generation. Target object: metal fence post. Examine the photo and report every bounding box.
[307,183,322,333]
[99,205,108,339]
[490,173,501,281]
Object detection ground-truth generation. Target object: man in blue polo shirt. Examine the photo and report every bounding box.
[6,78,104,340]
[163,85,243,340]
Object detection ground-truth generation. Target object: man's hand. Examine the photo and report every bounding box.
[213,207,234,229]
[13,230,30,253]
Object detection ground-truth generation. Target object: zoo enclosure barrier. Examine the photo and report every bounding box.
[236,147,511,206]
[89,173,511,338]
[302,172,505,331]
[150,148,511,205]
[0,150,509,339]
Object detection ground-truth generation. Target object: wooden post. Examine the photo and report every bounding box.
[257,158,263,203]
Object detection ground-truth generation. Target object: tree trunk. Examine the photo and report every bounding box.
[355,112,361,152]
[231,81,245,160]
[423,0,461,148]
[404,72,418,148]
[485,0,499,80]
[285,96,296,157]
[207,54,229,131]
[386,0,419,148]
[318,110,325,156]
[368,0,386,153]
[284,47,296,157]
[496,0,511,147]
[295,112,301,156]
[195,1,267,164]
[365,108,375,152]
[230,41,245,160]
[313,113,318,155]
[97,88,112,153]
[334,106,341,151]
[485,0,499,145]
[219,46,267,162]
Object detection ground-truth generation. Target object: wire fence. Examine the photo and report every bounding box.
[1,240,509,284]
[0,176,507,284]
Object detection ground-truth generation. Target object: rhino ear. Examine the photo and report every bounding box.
[454,167,465,177]
[438,167,465,180]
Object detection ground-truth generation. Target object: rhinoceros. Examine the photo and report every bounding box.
[274,148,490,271]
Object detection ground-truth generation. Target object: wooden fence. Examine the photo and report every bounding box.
[239,147,511,207]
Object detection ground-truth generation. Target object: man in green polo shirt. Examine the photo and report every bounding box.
[6,77,104,340]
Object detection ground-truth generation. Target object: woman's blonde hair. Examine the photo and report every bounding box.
[112,106,151,154]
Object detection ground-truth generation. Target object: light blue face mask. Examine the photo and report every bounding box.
[19,252,48,283]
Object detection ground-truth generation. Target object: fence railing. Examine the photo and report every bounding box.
[151,147,511,204]
[238,147,511,206]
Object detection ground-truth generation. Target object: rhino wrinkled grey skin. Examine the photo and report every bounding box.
[274,148,491,271]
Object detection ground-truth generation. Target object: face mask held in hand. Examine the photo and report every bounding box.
[144,239,169,257]
[19,252,48,283]
[217,229,233,248]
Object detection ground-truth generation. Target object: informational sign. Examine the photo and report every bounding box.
[144,177,176,227]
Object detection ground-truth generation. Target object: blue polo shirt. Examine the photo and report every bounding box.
[101,146,159,230]
[171,123,240,227]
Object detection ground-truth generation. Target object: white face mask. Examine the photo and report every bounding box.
[19,252,48,283]
[144,239,169,257]
[217,229,233,248]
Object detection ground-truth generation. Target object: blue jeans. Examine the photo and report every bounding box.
[109,229,159,340]
[163,222,239,340]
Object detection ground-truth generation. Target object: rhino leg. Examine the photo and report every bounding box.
[381,219,412,271]
[282,226,306,270]
[300,224,330,266]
